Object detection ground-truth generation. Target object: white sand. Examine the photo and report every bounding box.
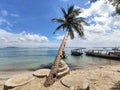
[1,65,120,90]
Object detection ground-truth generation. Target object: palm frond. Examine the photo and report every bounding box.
[116,4,120,14]
[68,26,74,39]
[75,17,88,25]
[76,28,84,36]
[76,17,85,20]
[73,8,83,15]
[62,24,66,30]
[79,19,88,25]
[77,23,84,31]
[53,24,65,34]
[90,0,97,3]
[68,5,74,15]
[52,5,87,39]
[110,0,120,14]
[60,7,67,17]
[72,24,84,37]
[52,18,65,23]
[109,0,120,6]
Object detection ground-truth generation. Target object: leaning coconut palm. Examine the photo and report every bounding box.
[44,5,87,86]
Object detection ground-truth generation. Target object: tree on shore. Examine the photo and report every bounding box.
[109,0,120,14]
[44,5,87,86]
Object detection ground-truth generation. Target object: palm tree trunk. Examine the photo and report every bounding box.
[44,31,69,87]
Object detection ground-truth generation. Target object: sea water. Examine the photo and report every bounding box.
[0,47,120,71]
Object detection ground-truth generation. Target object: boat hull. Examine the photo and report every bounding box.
[71,48,83,56]
[71,52,83,56]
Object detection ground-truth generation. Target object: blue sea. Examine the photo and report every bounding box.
[0,47,120,71]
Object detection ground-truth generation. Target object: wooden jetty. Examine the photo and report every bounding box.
[85,49,120,60]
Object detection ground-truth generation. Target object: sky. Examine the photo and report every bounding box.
[0,0,120,48]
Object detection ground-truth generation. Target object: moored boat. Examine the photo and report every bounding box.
[71,49,83,56]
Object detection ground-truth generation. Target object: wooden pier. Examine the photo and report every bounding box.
[85,49,120,60]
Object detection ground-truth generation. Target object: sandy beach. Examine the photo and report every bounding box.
[0,64,120,90]
[0,0,120,89]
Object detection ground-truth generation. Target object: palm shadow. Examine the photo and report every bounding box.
[27,62,82,71]
[27,63,52,71]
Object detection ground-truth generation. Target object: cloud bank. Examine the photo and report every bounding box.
[0,9,58,48]
[0,29,52,48]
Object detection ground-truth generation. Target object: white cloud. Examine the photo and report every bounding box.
[80,0,115,18]
[54,0,120,47]
[0,10,19,17]
[0,18,5,25]
[0,18,13,27]
[66,28,120,47]
[0,9,15,27]
[56,34,64,40]
[0,29,58,48]
[1,10,8,16]
[10,14,19,17]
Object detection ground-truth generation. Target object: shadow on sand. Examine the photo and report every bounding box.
[27,62,83,71]
[27,63,52,71]
[111,81,120,90]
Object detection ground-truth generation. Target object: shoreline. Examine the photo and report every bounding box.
[0,63,120,78]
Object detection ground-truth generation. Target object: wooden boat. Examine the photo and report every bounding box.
[85,50,120,60]
[71,49,83,56]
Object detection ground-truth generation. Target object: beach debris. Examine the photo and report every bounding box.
[33,69,50,78]
[60,74,89,90]
[4,73,34,89]
[117,70,120,72]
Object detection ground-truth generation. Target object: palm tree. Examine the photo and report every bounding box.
[44,5,87,87]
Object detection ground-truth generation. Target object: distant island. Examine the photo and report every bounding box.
[4,47,20,49]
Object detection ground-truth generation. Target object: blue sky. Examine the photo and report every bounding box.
[0,0,89,37]
[0,0,120,47]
